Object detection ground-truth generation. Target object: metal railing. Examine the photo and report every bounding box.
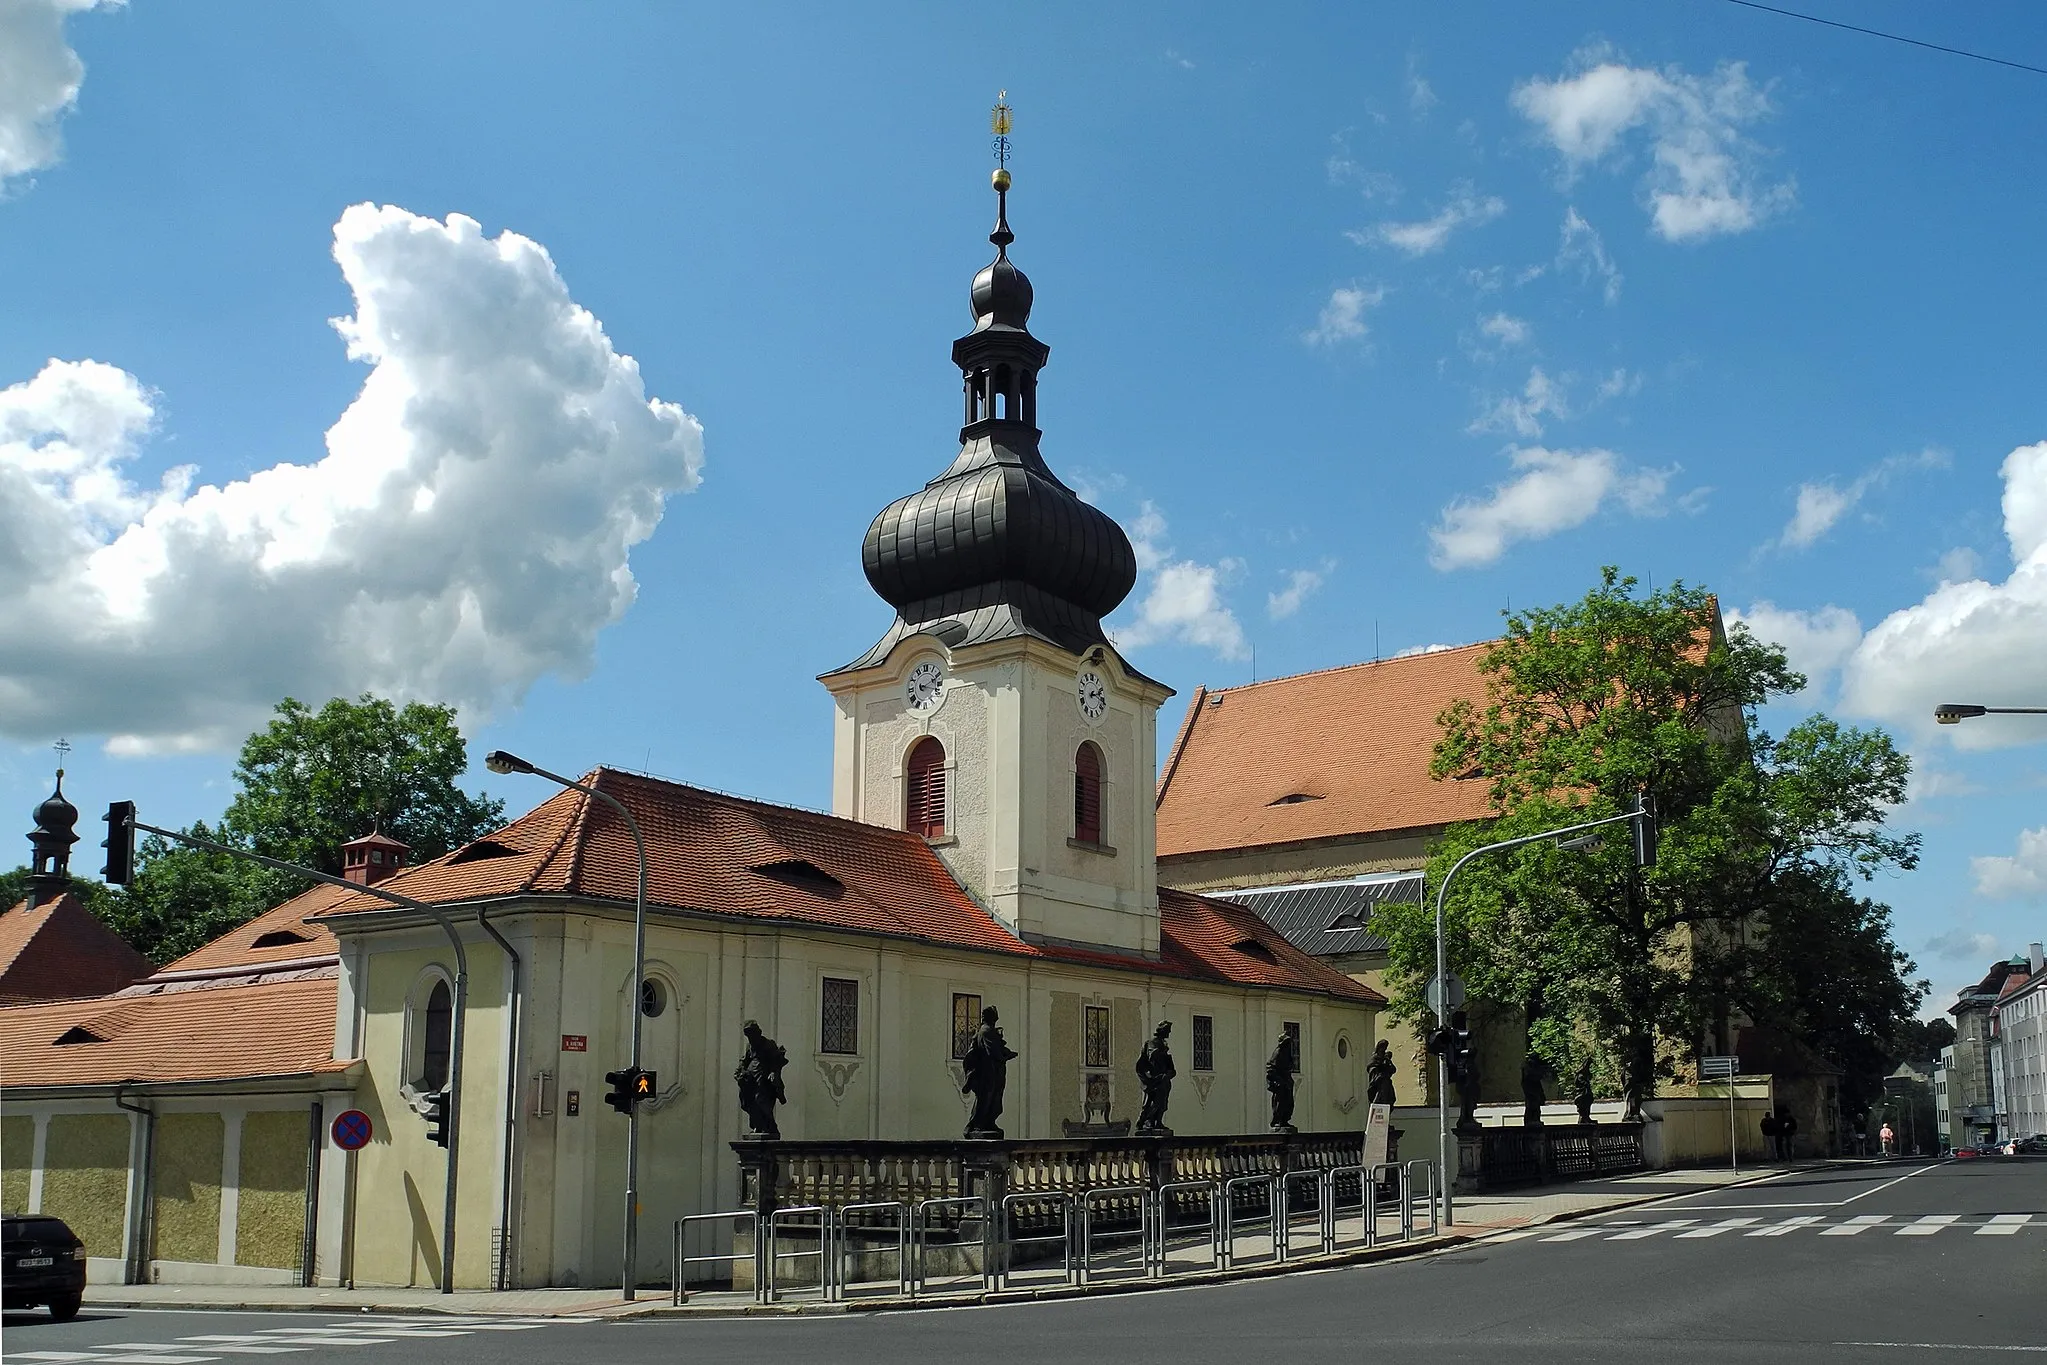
[836,1200,911,1299]
[670,1210,758,1305]
[1277,1169,1325,1261]
[1150,1179,1220,1277]
[1367,1162,1408,1242]
[1405,1159,1440,1239]
[764,1204,831,1302]
[998,1191,1074,1290]
[910,1195,990,1297]
[1219,1173,1277,1270]
[1078,1185,1151,1285]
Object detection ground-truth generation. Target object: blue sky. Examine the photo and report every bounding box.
[3,1,2043,1016]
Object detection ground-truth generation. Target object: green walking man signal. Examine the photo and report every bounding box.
[604,1068,657,1114]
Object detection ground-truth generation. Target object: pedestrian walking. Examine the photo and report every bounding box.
[1880,1121,1895,1156]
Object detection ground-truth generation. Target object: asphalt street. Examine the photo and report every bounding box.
[7,1159,2041,1365]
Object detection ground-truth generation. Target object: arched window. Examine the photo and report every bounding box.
[417,978,452,1092]
[1074,742,1103,845]
[905,737,947,838]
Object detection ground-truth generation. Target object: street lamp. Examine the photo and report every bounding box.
[1426,794,1656,1228]
[484,751,651,1301]
[1935,703,2047,724]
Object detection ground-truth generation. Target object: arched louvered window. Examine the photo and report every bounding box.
[1074,741,1104,845]
[905,737,948,839]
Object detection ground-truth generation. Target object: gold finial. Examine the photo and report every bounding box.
[990,91,1012,171]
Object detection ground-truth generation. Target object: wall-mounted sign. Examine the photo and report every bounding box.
[561,1034,587,1052]
[331,1109,373,1151]
[565,1090,581,1116]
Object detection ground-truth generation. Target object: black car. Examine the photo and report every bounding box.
[2,1213,87,1319]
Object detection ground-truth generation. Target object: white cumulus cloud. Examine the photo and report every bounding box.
[1779,447,1949,550]
[1839,441,2047,748]
[1724,601,1864,694]
[1478,313,1531,346]
[0,204,705,752]
[1112,502,1248,660]
[1267,563,1332,620]
[1973,826,2047,902]
[1358,185,1505,256]
[1430,445,1671,570]
[1469,366,1570,438]
[1512,54,1794,242]
[1304,285,1383,346]
[0,0,116,192]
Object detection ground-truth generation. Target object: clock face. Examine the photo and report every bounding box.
[905,660,945,713]
[1077,670,1108,723]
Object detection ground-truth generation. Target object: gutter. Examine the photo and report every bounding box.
[3,1062,366,1103]
[475,906,523,1291]
[111,1081,154,1286]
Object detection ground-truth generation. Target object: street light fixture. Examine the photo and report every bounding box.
[1935,703,2047,725]
[484,751,651,1301]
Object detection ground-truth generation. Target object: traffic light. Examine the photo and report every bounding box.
[1632,790,1658,869]
[425,1090,449,1147]
[102,802,136,885]
[604,1068,638,1115]
[633,1069,657,1103]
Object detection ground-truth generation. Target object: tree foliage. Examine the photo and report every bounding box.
[1372,569,1923,1110]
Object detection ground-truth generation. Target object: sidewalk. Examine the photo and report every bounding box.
[84,1160,1851,1319]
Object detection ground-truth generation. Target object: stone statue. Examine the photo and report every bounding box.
[961,1005,1017,1138]
[1574,1059,1595,1125]
[1266,1028,1298,1131]
[1365,1039,1398,1108]
[735,1019,788,1140]
[1520,1050,1549,1128]
[1134,1022,1176,1134]
[1429,1010,1481,1136]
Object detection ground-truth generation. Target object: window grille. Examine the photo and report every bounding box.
[1084,1004,1111,1069]
[821,976,860,1055]
[952,993,982,1060]
[1073,742,1103,844]
[1193,1014,1215,1072]
[905,737,947,838]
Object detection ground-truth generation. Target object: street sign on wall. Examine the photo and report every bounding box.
[331,1109,373,1151]
[1701,1055,1739,1079]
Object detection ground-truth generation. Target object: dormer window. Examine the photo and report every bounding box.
[1074,742,1103,845]
[905,737,947,839]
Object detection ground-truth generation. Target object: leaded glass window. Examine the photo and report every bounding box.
[821,976,859,1054]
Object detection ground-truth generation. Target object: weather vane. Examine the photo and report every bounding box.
[991,91,1012,171]
[52,737,71,768]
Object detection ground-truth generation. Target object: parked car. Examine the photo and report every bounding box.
[2,1213,86,1319]
[1953,1146,1981,1159]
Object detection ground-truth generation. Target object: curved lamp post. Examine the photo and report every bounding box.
[1935,703,2047,725]
[484,751,651,1301]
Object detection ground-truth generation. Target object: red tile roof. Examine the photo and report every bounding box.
[0,892,153,1005]
[0,975,349,1089]
[157,882,347,976]
[1155,645,1498,860]
[313,770,1378,1004]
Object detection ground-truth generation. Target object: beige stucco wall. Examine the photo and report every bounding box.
[2,1114,32,1212]
[236,1110,307,1269]
[41,1113,129,1259]
[151,1112,224,1264]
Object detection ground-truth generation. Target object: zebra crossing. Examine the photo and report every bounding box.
[11,1315,579,1363]
[1492,1213,2041,1245]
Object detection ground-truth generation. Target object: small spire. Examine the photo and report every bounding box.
[989,92,1015,254]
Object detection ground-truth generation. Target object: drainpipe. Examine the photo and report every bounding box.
[477,906,522,1291]
[301,1102,323,1286]
[111,1082,154,1286]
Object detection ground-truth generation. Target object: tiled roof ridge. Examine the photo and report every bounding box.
[1205,640,1494,698]
[554,772,604,896]
[119,958,339,994]
[590,766,927,845]
[1155,684,1207,804]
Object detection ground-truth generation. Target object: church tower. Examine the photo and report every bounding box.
[822,138,1173,957]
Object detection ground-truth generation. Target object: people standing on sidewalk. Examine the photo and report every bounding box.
[1880,1121,1895,1156]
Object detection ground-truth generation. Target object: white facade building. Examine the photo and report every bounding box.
[1994,943,2046,1142]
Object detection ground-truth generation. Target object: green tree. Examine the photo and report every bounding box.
[1372,569,1921,1113]
[0,866,123,919]
[103,824,282,965]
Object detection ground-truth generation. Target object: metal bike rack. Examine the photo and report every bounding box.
[670,1210,759,1305]
[1219,1173,1278,1270]
[1277,1170,1325,1261]
[836,1200,911,1299]
[910,1195,990,1297]
[998,1190,1075,1290]
[1367,1163,1405,1245]
[1077,1185,1151,1285]
[764,1203,831,1302]
[1149,1179,1220,1277]
[1321,1164,1369,1251]
[1405,1159,1440,1239]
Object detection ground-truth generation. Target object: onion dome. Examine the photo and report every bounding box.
[33,770,78,841]
[846,170,1137,664]
[25,768,79,904]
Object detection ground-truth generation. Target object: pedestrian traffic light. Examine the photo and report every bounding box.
[1632,790,1658,869]
[425,1090,449,1148]
[604,1068,639,1115]
[632,1069,656,1103]
[102,801,136,885]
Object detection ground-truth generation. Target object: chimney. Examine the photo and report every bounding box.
[2031,942,2044,976]
[341,829,411,887]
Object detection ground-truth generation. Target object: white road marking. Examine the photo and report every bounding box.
[1977,1214,2032,1235]
[1837,1343,2047,1353]
[1608,1219,1697,1239]
[1819,1214,1889,1236]
[1674,1217,1760,1238]
[1897,1214,1960,1236]
[1746,1215,1825,1236]
[1539,1228,1603,1242]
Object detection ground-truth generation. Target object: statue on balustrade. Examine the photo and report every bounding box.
[735,1019,788,1140]
[1574,1059,1595,1125]
[1520,1049,1549,1128]
[1266,1028,1298,1132]
[961,1005,1017,1138]
[1428,1010,1482,1136]
[1134,1021,1175,1135]
[1366,1039,1398,1108]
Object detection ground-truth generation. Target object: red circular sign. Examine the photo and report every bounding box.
[331,1109,373,1151]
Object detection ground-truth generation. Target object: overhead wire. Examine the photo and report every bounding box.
[1718,0,2047,78]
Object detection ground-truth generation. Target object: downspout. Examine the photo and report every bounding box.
[301,1102,323,1286]
[477,906,522,1291]
[111,1082,154,1286]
